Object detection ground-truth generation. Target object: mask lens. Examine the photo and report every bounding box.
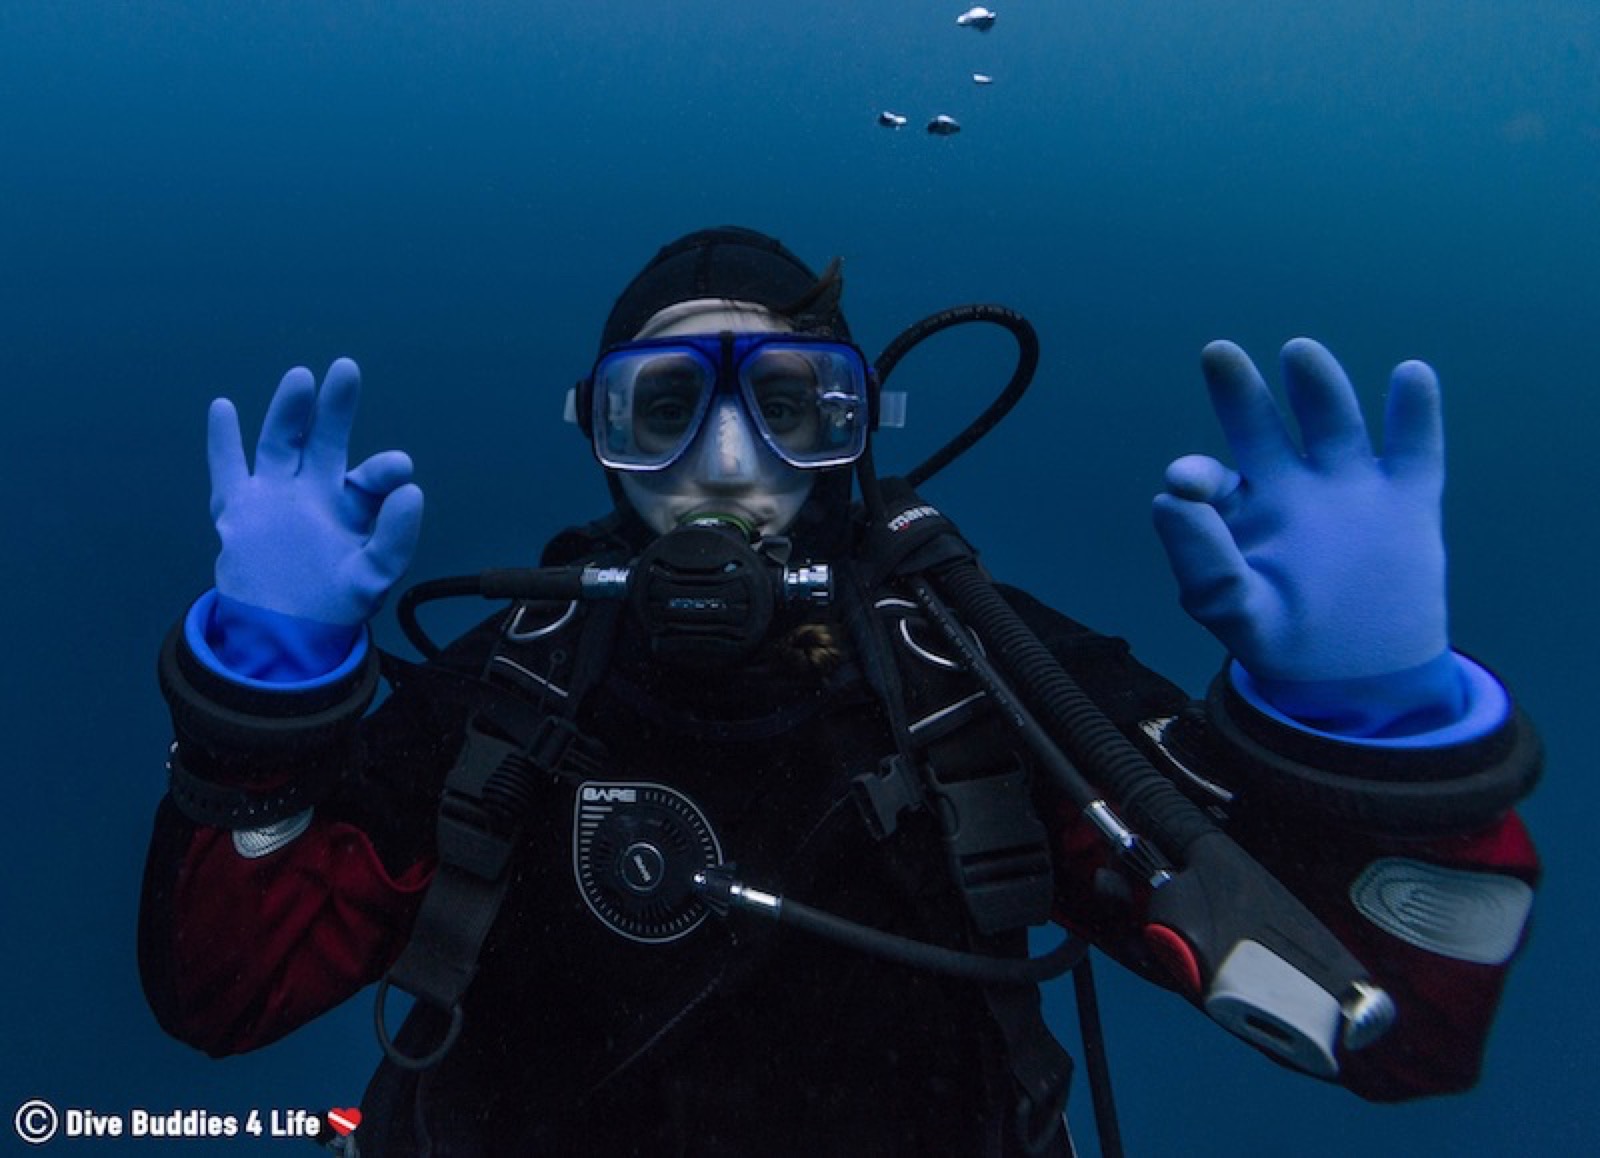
[592,347,715,468]
[740,342,868,467]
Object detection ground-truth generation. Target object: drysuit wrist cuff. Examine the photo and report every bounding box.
[158,600,382,828]
[187,590,367,689]
[161,596,381,754]
[1204,659,1541,837]
[1231,652,1507,746]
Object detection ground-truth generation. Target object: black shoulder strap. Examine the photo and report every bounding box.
[375,602,622,1071]
[840,545,1079,1156]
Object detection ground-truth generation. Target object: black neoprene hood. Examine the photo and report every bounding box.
[579,226,858,560]
[598,226,851,351]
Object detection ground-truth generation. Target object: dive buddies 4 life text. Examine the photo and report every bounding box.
[13,1100,361,1146]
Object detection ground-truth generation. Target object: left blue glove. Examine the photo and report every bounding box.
[210,358,423,626]
[1152,338,1448,690]
[200,358,424,684]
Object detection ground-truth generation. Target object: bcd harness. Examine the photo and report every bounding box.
[374,501,1097,1156]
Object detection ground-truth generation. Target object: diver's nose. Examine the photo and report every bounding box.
[687,397,766,487]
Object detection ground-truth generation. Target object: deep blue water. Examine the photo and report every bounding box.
[2,1,1595,1153]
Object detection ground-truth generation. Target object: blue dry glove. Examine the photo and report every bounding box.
[204,358,424,681]
[1152,338,1456,734]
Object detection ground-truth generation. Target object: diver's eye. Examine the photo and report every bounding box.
[642,396,694,432]
[747,352,820,436]
[759,390,810,434]
[633,356,707,442]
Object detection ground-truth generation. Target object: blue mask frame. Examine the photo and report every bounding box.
[579,332,877,471]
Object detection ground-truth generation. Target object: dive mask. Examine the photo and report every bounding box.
[574,332,877,472]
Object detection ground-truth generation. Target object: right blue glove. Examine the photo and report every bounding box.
[1151,338,1478,738]
[1151,338,1448,683]
[202,358,424,681]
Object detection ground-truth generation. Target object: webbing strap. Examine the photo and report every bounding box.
[982,971,1075,1155]
[851,483,1081,1154]
[375,604,619,1071]
[376,723,560,1070]
[387,727,525,998]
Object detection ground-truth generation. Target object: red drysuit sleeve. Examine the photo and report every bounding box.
[142,804,434,1056]
[1049,801,1539,1102]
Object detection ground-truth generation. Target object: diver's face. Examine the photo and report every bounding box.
[617,305,815,537]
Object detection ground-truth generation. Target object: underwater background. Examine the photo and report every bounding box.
[2,1,1595,1153]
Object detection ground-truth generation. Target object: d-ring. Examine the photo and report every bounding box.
[374,976,464,1071]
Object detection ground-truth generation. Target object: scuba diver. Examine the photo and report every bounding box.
[140,226,1541,1156]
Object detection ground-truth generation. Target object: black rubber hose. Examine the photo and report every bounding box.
[776,895,1088,986]
[872,303,1041,489]
[1072,956,1125,1158]
[397,568,587,661]
[397,576,484,661]
[935,559,1218,859]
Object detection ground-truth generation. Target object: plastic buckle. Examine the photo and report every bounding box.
[852,755,927,840]
[927,762,1054,935]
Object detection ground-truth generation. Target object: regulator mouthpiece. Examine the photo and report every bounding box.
[677,511,758,537]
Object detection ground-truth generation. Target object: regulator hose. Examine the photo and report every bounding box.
[931,557,1218,859]
[861,304,1041,527]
